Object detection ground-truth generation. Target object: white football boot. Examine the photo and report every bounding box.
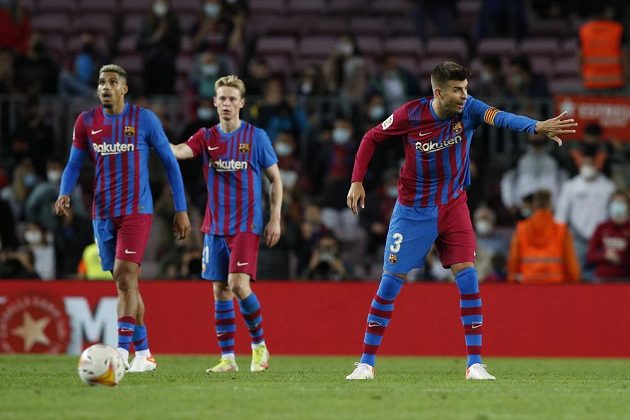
[117,348,130,370]
[345,362,375,380]
[128,355,157,372]
[465,363,496,380]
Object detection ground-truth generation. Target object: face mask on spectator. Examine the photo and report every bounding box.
[23,173,37,188]
[336,42,353,57]
[480,70,493,83]
[25,230,42,245]
[47,170,61,183]
[369,105,385,121]
[580,164,597,180]
[197,106,214,121]
[153,1,168,17]
[280,169,297,189]
[275,142,293,157]
[332,128,351,145]
[386,186,397,198]
[204,3,221,17]
[475,220,492,236]
[610,201,628,222]
[300,82,313,95]
[201,64,218,77]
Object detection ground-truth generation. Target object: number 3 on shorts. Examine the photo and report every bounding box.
[389,233,403,253]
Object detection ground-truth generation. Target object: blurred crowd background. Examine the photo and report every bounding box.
[1,0,629,282]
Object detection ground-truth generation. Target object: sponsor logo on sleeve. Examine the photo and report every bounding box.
[381,114,394,130]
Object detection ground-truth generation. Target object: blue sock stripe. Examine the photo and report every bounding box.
[465,334,482,346]
[462,315,483,325]
[216,324,237,333]
[468,355,482,367]
[251,329,264,338]
[460,299,482,308]
[360,354,376,366]
[364,333,383,346]
[219,339,235,346]
[118,322,135,330]
[131,325,146,340]
[216,311,236,320]
[215,300,234,311]
[455,267,479,294]
[367,314,390,326]
[377,274,404,300]
[245,315,262,327]
[119,335,133,343]
[371,300,394,312]
[238,293,260,315]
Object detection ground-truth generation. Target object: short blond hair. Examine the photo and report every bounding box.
[99,64,127,78]
[215,75,246,98]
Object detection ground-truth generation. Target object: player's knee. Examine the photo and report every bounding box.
[228,282,250,299]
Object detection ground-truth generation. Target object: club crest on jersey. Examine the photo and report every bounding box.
[452,121,462,134]
[388,253,398,264]
[124,126,135,137]
[238,143,250,153]
[381,114,394,130]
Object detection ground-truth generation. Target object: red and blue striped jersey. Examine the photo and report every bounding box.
[67,104,187,219]
[185,121,278,236]
[352,95,537,207]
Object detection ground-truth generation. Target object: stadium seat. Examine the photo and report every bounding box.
[122,14,144,35]
[120,0,152,13]
[529,56,553,77]
[45,34,66,55]
[553,57,580,78]
[350,17,388,36]
[519,38,559,57]
[67,34,107,54]
[249,0,287,15]
[71,14,115,37]
[560,38,579,57]
[255,36,297,58]
[328,0,365,15]
[356,36,383,57]
[113,54,143,75]
[548,78,583,94]
[456,0,482,18]
[288,0,327,15]
[31,13,70,34]
[77,0,118,12]
[171,0,201,14]
[476,38,517,57]
[383,37,423,58]
[418,57,448,77]
[178,13,199,33]
[175,54,193,77]
[425,37,468,62]
[304,17,348,37]
[36,0,76,13]
[118,34,138,54]
[370,0,408,15]
[298,36,336,59]
[265,55,292,75]
[527,17,570,37]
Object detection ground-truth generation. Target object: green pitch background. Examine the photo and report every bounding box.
[1,355,629,419]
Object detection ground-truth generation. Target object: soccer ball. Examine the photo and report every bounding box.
[77,344,126,386]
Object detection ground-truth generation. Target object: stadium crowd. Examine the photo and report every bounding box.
[0,0,629,282]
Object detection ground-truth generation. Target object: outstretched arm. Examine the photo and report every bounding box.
[170,142,194,160]
[263,163,282,247]
[534,111,577,146]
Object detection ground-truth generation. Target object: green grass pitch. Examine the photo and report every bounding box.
[1,355,629,419]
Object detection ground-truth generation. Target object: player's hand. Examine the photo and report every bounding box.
[264,217,281,247]
[535,111,577,146]
[54,195,71,217]
[172,211,191,240]
[347,182,365,216]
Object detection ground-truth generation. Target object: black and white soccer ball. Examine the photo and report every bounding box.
[77,344,125,386]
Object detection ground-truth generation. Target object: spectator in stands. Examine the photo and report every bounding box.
[244,56,271,97]
[250,76,309,142]
[587,191,630,282]
[360,168,397,260]
[59,32,100,97]
[9,97,56,176]
[23,221,55,279]
[189,50,233,99]
[322,33,368,106]
[475,55,506,98]
[473,205,510,282]
[501,132,568,217]
[609,137,630,190]
[409,0,456,40]
[54,205,92,278]
[369,54,421,112]
[555,155,616,282]
[295,64,326,100]
[274,130,302,205]
[190,0,245,59]
[0,47,15,94]
[568,123,611,176]
[137,0,180,95]
[476,0,527,40]
[25,156,64,232]
[296,201,328,275]
[1,157,37,221]
[508,190,580,284]
[0,0,31,54]
[13,31,58,95]
[0,246,38,279]
[77,242,112,280]
[303,234,349,281]
[504,55,549,99]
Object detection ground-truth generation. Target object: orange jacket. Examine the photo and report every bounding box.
[508,210,581,284]
[580,20,624,89]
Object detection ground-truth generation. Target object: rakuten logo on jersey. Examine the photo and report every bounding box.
[415,135,462,153]
[92,142,135,156]
[212,159,248,172]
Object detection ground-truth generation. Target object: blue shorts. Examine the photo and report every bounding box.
[202,232,260,281]
[383,193,475,274]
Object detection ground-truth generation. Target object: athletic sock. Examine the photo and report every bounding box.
[132,325,151,357]
[215,300,236,356]
[237,293,265,346]
[455,267,483,367]
[117,316,136,351]
[359,273,404,366]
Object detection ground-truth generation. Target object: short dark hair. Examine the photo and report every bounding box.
[532,189,552,210]
[431,61,470,87]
